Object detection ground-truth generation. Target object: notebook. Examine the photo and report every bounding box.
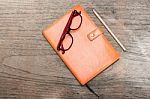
[42,4,119,85]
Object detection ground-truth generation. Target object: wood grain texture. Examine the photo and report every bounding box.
[0,0,150,99]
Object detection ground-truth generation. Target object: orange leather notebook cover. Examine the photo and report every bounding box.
[43,4,119,85]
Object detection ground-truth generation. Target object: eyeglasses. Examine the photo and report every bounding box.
[57,10,82,54]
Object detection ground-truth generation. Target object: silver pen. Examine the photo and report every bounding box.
[93,9,127,52]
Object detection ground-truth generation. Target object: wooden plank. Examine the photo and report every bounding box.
[0,0,150,98]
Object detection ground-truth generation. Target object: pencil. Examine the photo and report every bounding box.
[93,9,127,52]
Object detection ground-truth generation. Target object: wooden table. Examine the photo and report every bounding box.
[0,0,150,99]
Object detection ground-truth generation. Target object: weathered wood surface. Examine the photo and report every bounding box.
[0,0,150,99]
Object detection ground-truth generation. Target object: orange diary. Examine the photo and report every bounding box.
[43,4,119,85]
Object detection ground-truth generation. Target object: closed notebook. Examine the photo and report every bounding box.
[43,4,119,85]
